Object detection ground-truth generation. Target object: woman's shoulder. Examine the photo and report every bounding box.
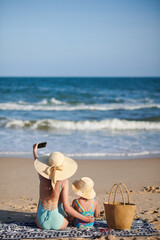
[62,179,69,184]
[61,179,69,188]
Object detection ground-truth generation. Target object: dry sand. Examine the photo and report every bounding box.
[0,156,160,240]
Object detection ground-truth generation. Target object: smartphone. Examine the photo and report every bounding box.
[37,142,47,148]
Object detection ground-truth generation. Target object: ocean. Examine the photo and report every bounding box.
[0,77,160,159]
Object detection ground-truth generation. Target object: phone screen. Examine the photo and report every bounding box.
[38,142,47,148]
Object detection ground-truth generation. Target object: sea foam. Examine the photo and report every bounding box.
[1,118,160,130]
[0,101,160,111]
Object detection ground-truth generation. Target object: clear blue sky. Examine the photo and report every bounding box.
[0,0,160,77]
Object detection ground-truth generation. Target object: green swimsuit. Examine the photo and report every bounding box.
[37,182,65,230]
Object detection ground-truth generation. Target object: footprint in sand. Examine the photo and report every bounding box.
[153,210,159,214]
[149,218,158,223]
[143,186,160,193]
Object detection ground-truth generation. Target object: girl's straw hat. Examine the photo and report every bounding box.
[34,152,77,188]
[72,177,96,199]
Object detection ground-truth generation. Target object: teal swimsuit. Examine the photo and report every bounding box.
[37,182,65,230]
[74,198,95,228]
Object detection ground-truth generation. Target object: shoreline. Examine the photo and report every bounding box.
[0,152,160,161]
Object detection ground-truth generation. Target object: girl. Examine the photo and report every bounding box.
[71,177,99,227]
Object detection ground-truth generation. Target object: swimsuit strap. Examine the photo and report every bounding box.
[78,199,87,211]
[89,198,95,211]
[39,200,57,210]
[75,199,85,212]
[78,198,95,212]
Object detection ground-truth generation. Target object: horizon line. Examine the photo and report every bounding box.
[0,76,160,78]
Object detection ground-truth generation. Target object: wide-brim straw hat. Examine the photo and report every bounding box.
[34,152,77,188]
[72,177,96,200]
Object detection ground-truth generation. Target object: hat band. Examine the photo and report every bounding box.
[76,186,93,193]
[45,165,63,188]
[82,188,93,195]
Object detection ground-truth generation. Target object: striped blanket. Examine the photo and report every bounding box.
[0,219,159,239]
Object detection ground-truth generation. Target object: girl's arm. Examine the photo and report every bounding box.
[94,199,99,218]
[61,180,94,223]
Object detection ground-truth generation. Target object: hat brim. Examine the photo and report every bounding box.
[72,183,96,199]
[34,154,77,180]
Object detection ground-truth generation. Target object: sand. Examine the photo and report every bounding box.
[0,156,160,240]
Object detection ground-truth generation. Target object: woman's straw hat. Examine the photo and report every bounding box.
[72,177,96,200]
[34,152,77,188]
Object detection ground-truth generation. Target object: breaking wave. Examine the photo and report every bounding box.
[1,118,160,130]
[0,101,160,111]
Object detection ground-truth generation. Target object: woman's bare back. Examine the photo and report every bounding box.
[39,175,62,210]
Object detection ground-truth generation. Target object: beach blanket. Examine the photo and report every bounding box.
[0,219,159,239]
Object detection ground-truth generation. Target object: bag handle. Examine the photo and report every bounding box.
[108,183,124,204]
[108,183,130,205]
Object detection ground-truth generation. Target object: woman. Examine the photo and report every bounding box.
[33,143,94,230]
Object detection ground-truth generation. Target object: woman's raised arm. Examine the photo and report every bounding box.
[33,143,39,160]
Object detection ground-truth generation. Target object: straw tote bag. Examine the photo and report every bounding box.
[103,183,136,230]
